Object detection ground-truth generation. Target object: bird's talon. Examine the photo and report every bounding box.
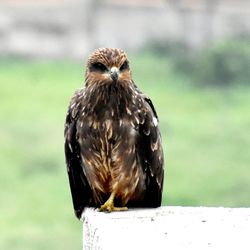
[98,203,128,212]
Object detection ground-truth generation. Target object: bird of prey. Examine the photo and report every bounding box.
[64,48,164,219]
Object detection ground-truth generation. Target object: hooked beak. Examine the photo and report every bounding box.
[110,67,119,82]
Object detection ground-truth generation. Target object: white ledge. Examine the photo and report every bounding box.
[82,206,250,250]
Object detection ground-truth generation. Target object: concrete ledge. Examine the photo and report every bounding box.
[82,206,250,250]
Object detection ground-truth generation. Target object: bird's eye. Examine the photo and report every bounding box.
[120,60,129,71]
[91,62,108,72]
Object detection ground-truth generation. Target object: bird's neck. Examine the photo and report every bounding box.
[85,82,136,117]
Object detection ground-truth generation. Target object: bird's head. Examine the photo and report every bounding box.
[85,48,132,87]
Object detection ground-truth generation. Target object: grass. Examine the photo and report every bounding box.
[1,54,250,249]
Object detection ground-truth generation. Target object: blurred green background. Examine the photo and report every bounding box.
[1,0,250,249]
[1,38,250,249]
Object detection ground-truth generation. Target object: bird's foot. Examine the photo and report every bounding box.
[98,192,128,212]
[98,203,128,212]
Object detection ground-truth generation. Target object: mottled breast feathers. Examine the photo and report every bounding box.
[64,48,164,219]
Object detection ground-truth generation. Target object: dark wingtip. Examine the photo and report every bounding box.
[75,208,84,220]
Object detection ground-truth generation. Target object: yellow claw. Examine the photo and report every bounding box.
[98,192,128,212]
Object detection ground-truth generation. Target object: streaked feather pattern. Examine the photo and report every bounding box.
[64,48,164,219]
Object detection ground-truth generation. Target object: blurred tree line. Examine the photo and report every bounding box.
[146,36,250,87]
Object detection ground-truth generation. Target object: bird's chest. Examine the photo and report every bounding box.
[83,115,137,143]
[76,94,145,164]
[77,107,139,158]
[81,98,140,134]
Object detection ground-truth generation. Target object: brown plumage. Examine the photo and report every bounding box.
[64,48,164,218]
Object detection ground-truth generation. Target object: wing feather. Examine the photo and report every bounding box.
[64,89,92,219]
[137,96,164,207]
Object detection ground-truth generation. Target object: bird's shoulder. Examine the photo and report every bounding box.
[132,82,158,117]
[67,87,86,119]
